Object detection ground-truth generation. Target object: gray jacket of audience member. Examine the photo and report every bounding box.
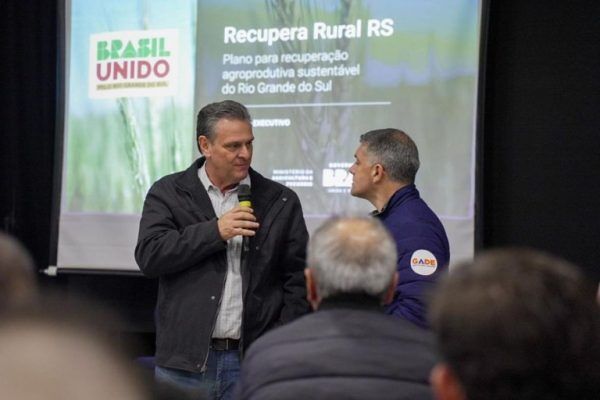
[235,294,437,400]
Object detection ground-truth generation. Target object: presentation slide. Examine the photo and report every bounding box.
[57,0,481,271]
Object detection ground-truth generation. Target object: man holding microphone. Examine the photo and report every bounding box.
[135,100,309,399]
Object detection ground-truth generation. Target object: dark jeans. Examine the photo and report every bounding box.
[155,349,240,400]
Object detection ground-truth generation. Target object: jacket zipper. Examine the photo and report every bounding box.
[200,259,228,372]
[239,241,252,359]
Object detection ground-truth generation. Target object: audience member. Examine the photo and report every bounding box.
[0,231,38,311]
[0,300,149,400]
[235,216,437,400]
[429,248,600,400]
[0,235,201,399]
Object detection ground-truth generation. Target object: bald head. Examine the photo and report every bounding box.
[307,216,397,303]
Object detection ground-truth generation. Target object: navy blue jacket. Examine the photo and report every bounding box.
[376,184,450,328]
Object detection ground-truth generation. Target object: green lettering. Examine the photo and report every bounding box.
[103,37,170,60]
[159,38,170,57]
[110,40,123,59]
[97,41,110,61]
[138,39,150,57]
[122,41,137,58]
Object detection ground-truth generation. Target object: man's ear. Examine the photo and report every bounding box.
[382,272,398,305]
[430,363,466,400]
[304,268,320,311]
[372,163,385,183]
[198,135,210,157]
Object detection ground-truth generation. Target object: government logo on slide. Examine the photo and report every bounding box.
[89,29,179,98]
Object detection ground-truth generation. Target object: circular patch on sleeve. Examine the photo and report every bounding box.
[410,249,438,276]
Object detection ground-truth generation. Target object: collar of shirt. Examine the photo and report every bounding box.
[373,184,418,218]
[318,293,384,312]
[197,163,251,195]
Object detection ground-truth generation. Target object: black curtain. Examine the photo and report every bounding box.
[481,1,600,280]
[0,0,58,270]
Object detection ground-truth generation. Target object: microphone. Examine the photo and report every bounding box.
[238,184,252,208]
[238,184,252,252]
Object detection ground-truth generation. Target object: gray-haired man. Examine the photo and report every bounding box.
[136,100,309,400]
[235,216,437,400]
[349,128,450,328]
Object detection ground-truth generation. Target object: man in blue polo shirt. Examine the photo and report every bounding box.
[349,128,450,328]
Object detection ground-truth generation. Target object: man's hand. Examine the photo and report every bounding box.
[217,206,259,241]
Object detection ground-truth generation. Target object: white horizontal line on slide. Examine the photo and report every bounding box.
[246,101,391,108]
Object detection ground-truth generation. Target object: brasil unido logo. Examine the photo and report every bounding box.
[89,29,179,98]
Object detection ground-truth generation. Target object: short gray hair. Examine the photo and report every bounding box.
[360,128,420,184]
[196,100,252,146]
[307,216,397,300]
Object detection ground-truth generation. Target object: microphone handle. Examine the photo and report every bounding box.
[239,198,252,252]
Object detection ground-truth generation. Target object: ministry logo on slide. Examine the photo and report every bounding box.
[89,29,179,98]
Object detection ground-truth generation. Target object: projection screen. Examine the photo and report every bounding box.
[55,0,482,272]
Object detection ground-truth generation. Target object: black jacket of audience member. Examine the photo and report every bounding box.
[135,158,309,373]
[235,294,437,400]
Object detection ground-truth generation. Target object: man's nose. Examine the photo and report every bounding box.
[238,144,251,158]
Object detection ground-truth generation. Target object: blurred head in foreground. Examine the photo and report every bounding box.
[0,300,148,400]
[0,231,38,311]
[429,248,600,400]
